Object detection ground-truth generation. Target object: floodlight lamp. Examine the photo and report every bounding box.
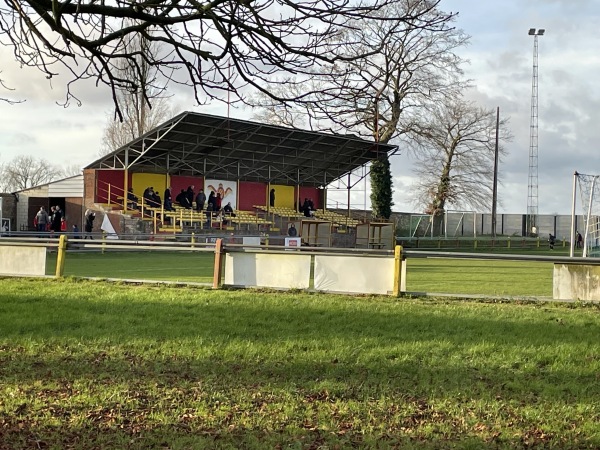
[538,29,545,35]
[528,28,536,35]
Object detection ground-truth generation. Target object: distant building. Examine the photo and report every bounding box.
[12,175,84,232]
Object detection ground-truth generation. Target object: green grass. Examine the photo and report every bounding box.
[0,278,599,449]
[47,251,215,283]
[47,250,554,297]
[407,258,553,297]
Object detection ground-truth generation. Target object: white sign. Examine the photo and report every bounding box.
[285,237,302,248]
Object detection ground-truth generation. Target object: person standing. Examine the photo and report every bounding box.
[195,189,206,212]
[164,186,174,211]
[51,206,62,233]
[84,209,96,239]
[269,188,275,207]
[186,185,195,207]
[576,231,583,248]
[207,191,216,211]
[35,206,50,233]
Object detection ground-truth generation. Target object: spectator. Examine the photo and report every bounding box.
[51,206,62,233]
[142,187,153,208]
[127,188,138,210]
[186,185,195,207]
[215,192,222,211]
[35,206,50,233]
[195,189,206,212]
[576,231,583,248]
[176,189,192,209]
[207,191,216,211]
[288,223,298,237]
[205,202,214,228]
[223,202,236,217]
[164,186,174,211]
[151,188,161,208]
[301,198,314,218]
[548,233,555,250]
[72,224,80,239]
[84,209,96,239]
[270,188,275,207]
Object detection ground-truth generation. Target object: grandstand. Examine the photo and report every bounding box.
[84,112,398,246]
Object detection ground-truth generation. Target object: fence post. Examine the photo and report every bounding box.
[55,234,68,277]
[102,232,106,254]
[393,245,403,297]
[191,232,195,248]
[212,238,224,289]
[537,237,540,248]
[507,237,511,249]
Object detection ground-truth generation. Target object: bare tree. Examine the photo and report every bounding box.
[250,0,468,218]
[61,163,83,178]
[0,0,431,120]
[407,100,512,215]
[1,155,63,191]
[252,0,468,144]
[100,32,174,155]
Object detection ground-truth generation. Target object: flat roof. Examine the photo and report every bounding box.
[86,112,397,187]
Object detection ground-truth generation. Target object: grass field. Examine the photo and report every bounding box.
[0,278,599,449]
[46,251,555,297]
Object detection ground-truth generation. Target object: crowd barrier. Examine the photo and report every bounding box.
[1,235,600,301]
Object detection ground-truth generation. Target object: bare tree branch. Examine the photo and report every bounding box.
[0,70,25,104]
[0,0,425,118]
[99,30,176,154]
[250,0,469,145]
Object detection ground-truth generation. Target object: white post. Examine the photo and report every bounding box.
[583,175,598,258]
[570,171,578,257]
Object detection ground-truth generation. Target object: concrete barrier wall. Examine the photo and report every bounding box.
[553,263,600,301]
[0,246,47,276]
[314,255,394,295]
[224,252,396,295]
[224,253,311,289]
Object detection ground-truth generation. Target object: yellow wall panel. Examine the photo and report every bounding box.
[132,173,168,199]
[269,184,295,209]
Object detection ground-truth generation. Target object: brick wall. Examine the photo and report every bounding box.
[83,168,96,208]
[0,194,17,231]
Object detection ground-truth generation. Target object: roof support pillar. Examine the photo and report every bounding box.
[267,166,271,213]
[347,172,351,218]
[123,148,129,212]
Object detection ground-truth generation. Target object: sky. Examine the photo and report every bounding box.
[1,0,599,214]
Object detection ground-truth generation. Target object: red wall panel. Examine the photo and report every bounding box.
[96,170,126,203]
[170,175,204,201]
[299,186,322,210]
[239,181,267,211]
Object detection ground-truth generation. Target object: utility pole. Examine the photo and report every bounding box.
[492,107,500,238]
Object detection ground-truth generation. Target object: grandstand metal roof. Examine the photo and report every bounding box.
[86,112,397,187]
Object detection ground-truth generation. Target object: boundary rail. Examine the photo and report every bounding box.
[2,235,600,299]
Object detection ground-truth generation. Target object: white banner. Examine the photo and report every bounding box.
[205,179,237,209]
